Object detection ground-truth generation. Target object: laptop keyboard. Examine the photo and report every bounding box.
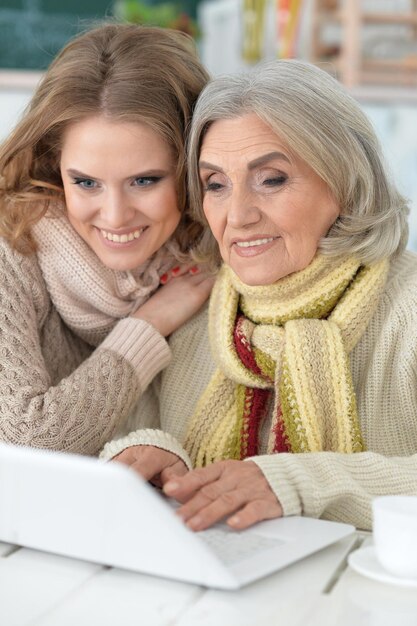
[198,527,284,565]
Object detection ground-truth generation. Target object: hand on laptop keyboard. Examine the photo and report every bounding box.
[113,445,187,488]
[163,459,283,532]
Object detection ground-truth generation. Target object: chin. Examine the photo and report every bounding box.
[97,254,144,273]
[232,267,284,287]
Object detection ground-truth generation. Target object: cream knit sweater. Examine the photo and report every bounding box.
[0,237,171,454]
[102,251,417,530]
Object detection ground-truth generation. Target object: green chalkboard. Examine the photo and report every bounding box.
[0,1,113,70]
[0,0,200,70]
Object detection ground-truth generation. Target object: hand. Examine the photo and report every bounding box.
[132,270,214,336]
[159,264,199,285]
[163,460,283,531]
[113,445,188,488]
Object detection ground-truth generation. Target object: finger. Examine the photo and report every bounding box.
[112,450,130,464]
[165,265,193,282]
[160,461,188,486]
[227,498,283,530]
[180,489,249,531]
[163,464,225,500]
[178,273,214,287]
[173,264,194,277]
[174,469,239,511]
[112,447,141,465]
[128,457,163,481]
[124,449,173,482]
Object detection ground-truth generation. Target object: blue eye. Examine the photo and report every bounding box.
[72,178,98,190]
[133,176,161,187]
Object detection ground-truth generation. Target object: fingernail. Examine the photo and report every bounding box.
[189,266,199,274]
[160,273,168,284]
[164,481,179,494]
[228,515,240,526]
[171,266,180,275]
[188,516,201,530]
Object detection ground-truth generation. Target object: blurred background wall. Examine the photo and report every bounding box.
[0,0,416,247]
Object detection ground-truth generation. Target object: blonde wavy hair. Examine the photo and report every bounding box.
[188,60,409,267]
[0,22,209,254]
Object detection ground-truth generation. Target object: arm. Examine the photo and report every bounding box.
[99,380,193,472]
[99,269,213,455]
[0,243,170,455]
[1,237,213,456]
[251,450,417,530]
[100,302,216,468]
[100,426,192,470]
[158,449,417,532]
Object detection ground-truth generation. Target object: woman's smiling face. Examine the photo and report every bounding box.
[60,115,181,272]
[199,114,340,285]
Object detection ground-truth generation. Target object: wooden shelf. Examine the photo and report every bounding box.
[363,58,417,71]
[310,0,417,90]
[362,12,417,25]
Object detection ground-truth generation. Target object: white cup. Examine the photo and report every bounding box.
[372,495,417,579]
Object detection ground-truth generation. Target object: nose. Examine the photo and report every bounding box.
[226,184,261,229]
[101,188,136,228]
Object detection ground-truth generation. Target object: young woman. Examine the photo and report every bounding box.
[0,23,212,455]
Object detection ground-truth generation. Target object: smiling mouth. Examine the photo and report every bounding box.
[100,228,146,243]
[235,237,276,248]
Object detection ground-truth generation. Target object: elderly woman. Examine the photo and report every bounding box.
[101,60,417,531]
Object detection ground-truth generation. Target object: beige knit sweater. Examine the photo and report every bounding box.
[0,237,170,454]
[102,251,417,530]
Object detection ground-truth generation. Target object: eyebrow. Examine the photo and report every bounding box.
[65,168,168,181]
[65,168,96,180]
[199,151,291,173]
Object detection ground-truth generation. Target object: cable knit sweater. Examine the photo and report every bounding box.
[0,236,170,454]
[101,251,417,530]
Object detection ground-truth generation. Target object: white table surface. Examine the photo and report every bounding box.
[1,533,416,626]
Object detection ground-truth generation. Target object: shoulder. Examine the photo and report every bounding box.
[0,236,50,322]
[378,250,417,317]
[385,250,417,294]
[363,250,417,349]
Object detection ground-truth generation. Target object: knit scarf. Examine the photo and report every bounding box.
[32,209,181,346]
[184,254,389,467]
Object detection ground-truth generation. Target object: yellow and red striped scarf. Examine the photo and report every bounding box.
[184,254,388,468]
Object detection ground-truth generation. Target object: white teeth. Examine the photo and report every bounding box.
[235,237,275,248]
[101,229,143,243]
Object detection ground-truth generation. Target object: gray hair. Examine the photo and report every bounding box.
[188,59,409,267]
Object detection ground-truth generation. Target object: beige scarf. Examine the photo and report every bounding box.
[32,210,180,346]
[185,254,389,467]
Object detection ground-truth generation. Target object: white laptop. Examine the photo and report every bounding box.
[0,443,354,590]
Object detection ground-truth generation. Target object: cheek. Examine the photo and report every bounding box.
[148,187,180,223]
[203,202,222,240]
[62,184,86,221]
[162,197,181,227]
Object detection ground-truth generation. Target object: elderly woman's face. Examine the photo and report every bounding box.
[199,114,340,285]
